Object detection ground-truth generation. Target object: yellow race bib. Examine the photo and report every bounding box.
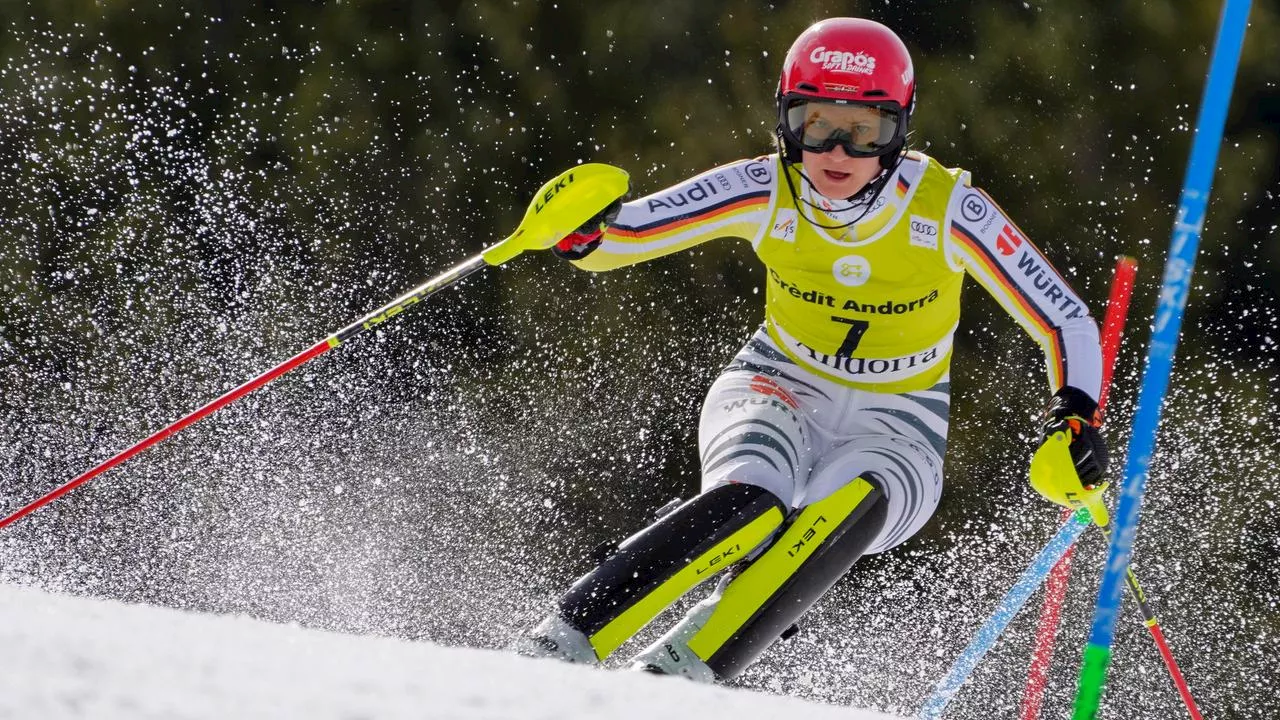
[756,154,966,393]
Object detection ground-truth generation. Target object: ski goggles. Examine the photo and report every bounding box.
[780,96,905,157]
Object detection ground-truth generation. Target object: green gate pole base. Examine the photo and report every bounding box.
[1072,643,1113,720]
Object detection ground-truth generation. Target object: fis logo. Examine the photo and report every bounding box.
[997,224,1024,256]
[808,47,877,75]
[771,209,798,242]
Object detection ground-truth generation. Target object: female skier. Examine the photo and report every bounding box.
[520,17,1109,682]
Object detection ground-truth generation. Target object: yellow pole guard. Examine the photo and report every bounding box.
[481,163,630,267]
[1030,431,1110,527]
[688,477,876,659]
[586,506,784,660]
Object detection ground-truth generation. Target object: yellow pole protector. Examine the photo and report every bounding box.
[1030,431,1110,526]
[585,506,784,660]
[481,163,630,266]
[688,477,875,659]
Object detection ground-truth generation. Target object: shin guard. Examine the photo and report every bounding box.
[558,482,786,660]
[686,476,889,680]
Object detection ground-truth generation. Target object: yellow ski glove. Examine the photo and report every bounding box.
[1029,386,1110,526]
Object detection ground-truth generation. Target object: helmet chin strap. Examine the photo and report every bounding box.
[778,140,907,232]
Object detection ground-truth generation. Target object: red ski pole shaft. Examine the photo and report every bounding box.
[1019,255,1137,720]
[1101,528,1205,720]
[0,254,488,531]
[0,162,631,531]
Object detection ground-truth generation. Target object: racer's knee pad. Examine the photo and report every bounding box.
[556,482,786,660]
[683,475,889,680]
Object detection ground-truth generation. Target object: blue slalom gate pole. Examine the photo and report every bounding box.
[1072,1,1252,717]
[919,510,1091,720]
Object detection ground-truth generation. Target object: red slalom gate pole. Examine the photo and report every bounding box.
[1019,255,1137,720]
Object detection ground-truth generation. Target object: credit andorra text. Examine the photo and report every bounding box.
[771,268,939,313]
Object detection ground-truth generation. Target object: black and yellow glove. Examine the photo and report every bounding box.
[1029,385,1110,525]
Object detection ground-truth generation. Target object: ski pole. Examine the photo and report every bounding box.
[1019,255,1137,720]
[1024,258,1203,720]
[0,164,629,531]
[1073,0,1250,716]
[919,255,1136,719]
[917,509,1091,720]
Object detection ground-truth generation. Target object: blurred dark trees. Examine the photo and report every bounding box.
[4,0,1275,379]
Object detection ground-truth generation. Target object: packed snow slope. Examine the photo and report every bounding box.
[2,582,904,720]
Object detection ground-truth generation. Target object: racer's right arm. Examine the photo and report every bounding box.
[561,158,776,272]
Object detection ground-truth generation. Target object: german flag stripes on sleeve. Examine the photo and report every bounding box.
[944,185,1103,401]
[569,158,776,272]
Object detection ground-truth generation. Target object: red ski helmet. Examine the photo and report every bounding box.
[776,18,915,165]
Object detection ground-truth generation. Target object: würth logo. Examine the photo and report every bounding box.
[997,224,1024,256]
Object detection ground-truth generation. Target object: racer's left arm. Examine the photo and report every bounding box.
[554,158,776,272]
[944,181,1111,523]
[944,182,1102,400]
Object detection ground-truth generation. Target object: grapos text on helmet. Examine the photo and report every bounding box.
[809,47,877,75]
